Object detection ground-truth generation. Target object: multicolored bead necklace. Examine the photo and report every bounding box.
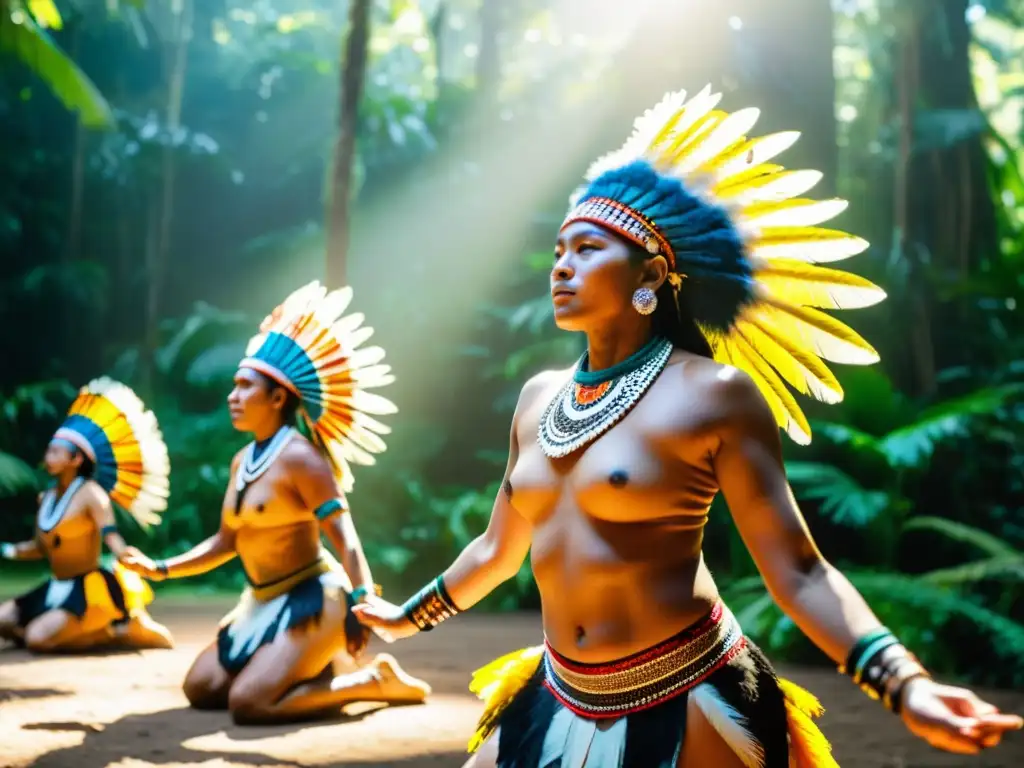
[538,336,673,458]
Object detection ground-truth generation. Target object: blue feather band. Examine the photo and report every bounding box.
[240,331,324,422]
[564,160,757,333]
[53,419,118,494]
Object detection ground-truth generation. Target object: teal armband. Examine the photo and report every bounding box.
[314,498,347,521]
[100,524,117,537]
[401,576,460,632]
[840,627,930,713]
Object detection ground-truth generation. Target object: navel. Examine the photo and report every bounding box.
[608,470,629,488]
[575,625,586,646]
[256,503,265,513]
[52,534,61,549]
[502,479,514,501]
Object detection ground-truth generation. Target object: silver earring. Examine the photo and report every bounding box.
[632,287,657,315]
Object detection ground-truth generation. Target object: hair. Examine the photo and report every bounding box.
[252,371,302,428]
[76,453,95,478]
[627,244,713,358]
[251,370,342,488]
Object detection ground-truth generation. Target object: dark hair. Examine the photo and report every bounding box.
[251,370,339,482]
[76,453,95,478]
[252,371,302,427]
[628,245,713,358]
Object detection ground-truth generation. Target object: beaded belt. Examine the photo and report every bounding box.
[542,601,746,718]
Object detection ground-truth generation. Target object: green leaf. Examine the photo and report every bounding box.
[785,461,891,525]
[186,341,249,388]
[902,516,1021,559]
[2,380,74,423]
[0,3,114,128]
[920,555,1024,587]
[373,544,416,574]
[0,450,39,497]
[846,572,1024,657]
[878,384,1023,469]
[156,303,251,383]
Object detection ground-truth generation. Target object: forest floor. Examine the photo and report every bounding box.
[1,598,1022,768]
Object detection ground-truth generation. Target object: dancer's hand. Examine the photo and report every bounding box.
[351,597,419,642]
[119,546,166,581]
[901,677,1022,754]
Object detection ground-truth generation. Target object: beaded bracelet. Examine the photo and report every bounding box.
[840,627,929,713]
[401,575,460,632]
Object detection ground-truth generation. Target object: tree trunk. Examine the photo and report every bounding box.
[141,0,192,394]
[326,0,372,289]
[894,0,997,395]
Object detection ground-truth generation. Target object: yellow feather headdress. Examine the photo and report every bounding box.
[562,85,886,443]
[239,281,396,493]
[52,377,170,528]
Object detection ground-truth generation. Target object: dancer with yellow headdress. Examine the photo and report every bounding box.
[120,281,430,724]
[353,86,1022,766]
[0,378,173,651]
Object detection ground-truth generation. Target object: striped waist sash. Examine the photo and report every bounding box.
[542,600,746,718]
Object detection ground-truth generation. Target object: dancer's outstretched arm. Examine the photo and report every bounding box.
[352,375,542,636]
[120,455,240,581]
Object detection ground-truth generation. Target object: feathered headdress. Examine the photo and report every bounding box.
[239,281,396,493]
[52,377,170,528]
[563,85,886,444]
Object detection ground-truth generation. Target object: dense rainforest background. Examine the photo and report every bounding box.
[1,0,1023,689]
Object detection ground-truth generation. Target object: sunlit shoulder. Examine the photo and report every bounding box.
[80,478,107,503]
[278,433,330,478]
[516,366,574,415]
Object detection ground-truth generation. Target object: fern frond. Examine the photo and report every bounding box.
[920,556,1024,587]
[902,517,1020,559]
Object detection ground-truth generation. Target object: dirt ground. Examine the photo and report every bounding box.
[0,599,1022,768]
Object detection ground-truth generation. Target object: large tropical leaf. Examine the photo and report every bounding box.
[920,555,1024,587]
[0,449,39,497]
[185,341,249,389]
[877,384,1024,469]
[0,0,114,127]
[846,572,1024,658]
[902,516,1021,559]
[156,303,251,384]
[784,461,891,526]
[731,570,1024,666]
[1,380,74,424]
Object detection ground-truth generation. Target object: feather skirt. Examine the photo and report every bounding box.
[471,604,837,767]
[14,565,131,628]
[215,570,364,674]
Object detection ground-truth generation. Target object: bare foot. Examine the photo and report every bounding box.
[114,612,174,650]
[329,653,431,705]
[370,653,432,704]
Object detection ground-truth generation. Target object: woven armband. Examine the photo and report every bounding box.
[314,498,347,521]
[401,575,460,632]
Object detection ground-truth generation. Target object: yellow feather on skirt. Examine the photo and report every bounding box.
[468,645,545,753]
